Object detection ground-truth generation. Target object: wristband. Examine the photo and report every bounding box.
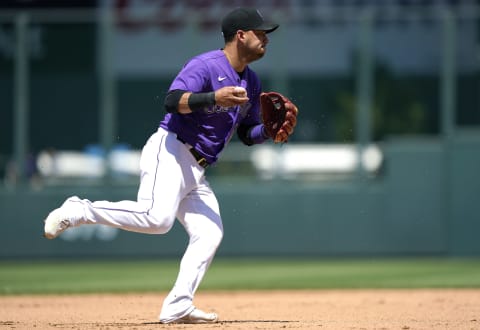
[188,92,216,112]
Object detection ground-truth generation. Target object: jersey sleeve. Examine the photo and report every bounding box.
[168,58,210,93]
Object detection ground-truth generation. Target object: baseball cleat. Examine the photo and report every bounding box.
[169,308,219,324]
[43,196,83,239]
[43,208,71,239]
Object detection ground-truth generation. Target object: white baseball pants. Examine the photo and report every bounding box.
[64,127,223,322]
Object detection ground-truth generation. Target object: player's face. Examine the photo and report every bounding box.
[241,30,269,62]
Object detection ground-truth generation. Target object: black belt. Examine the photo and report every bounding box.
[176,136,209,168]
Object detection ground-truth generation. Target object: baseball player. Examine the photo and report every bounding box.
[44,7,283,324]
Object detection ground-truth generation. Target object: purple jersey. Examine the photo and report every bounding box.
[159,50,262,164]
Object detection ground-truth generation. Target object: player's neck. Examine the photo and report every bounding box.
[222,47,247,73]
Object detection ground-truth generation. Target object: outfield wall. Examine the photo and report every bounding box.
[1,134,479,259]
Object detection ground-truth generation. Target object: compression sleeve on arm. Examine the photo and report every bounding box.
[237,124,270,146]
[164,89,187,113]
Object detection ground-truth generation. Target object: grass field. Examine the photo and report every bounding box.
[1,258,480,295]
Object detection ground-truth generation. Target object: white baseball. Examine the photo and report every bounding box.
[233,86,247,97]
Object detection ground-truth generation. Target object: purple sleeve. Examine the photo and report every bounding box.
[169,58,209,92]
[249,124,270,144]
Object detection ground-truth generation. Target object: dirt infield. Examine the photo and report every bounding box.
[1,290,479,329]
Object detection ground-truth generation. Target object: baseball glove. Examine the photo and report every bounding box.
[260,91,298,143]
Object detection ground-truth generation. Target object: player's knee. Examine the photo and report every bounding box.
[190,224,223,255]
[148,214,175,234]
[204,225,223,253]
[210,226,223,248]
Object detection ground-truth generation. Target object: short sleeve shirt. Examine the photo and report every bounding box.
[159,50,262,164]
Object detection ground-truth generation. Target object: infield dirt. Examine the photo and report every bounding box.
[1,289,479,329]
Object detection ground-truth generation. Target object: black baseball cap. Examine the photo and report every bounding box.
[221,7,279,38]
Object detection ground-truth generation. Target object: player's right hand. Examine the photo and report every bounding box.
[214,86,249,107]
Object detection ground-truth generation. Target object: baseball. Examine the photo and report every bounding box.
[233,86,247,97]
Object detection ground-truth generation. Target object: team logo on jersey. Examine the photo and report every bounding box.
[204,102,251,115]
[205,105,234,114]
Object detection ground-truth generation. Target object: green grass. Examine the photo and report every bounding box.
[1,258,480,295]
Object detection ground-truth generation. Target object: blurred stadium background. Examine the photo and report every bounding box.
[0,0,479,261]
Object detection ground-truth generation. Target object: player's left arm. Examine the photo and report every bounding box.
[237,123,270,146]
[236,88,270,146]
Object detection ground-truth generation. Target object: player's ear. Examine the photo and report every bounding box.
[236,30,247,42]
